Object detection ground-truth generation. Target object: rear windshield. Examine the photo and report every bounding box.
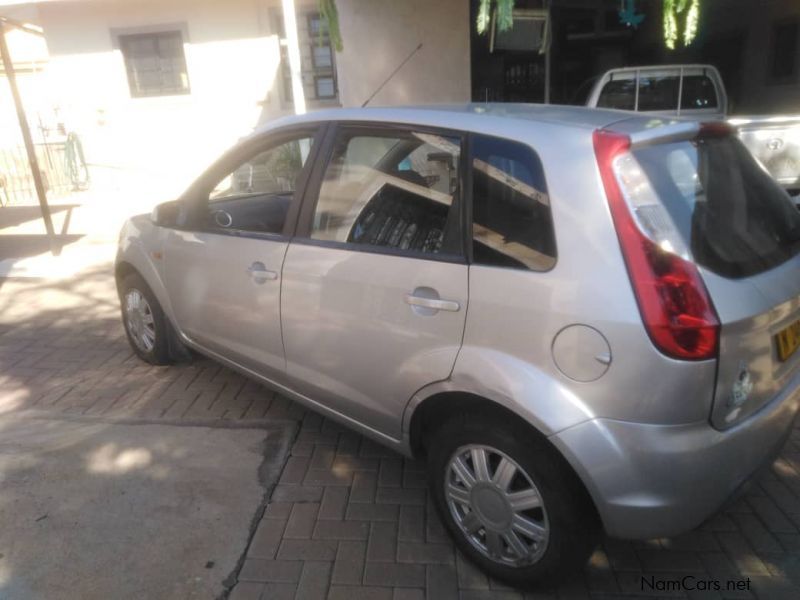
[597,73,719,112]
[631,136,800,278]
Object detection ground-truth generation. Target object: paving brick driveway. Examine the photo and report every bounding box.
[3,265,800,599]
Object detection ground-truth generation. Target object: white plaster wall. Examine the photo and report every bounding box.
[335,0,471,108]
[35,0,283,194]
[5,0,471,198]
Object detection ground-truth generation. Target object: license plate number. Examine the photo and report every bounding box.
[776,319,800,361]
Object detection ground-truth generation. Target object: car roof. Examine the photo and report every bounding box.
[256,103,677,136]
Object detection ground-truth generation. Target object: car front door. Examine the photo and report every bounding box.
[280,124,469,440]
[163,127,322,380]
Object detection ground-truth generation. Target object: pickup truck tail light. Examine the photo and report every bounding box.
[593,129,720,361]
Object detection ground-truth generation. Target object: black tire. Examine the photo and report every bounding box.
[119,272,171,365]
[427,412,599,587]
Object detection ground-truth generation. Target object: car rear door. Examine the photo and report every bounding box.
[280,123,468,440]
[162,126,323,381]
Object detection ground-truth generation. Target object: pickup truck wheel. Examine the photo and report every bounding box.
[120,273,171,365]
[427,414,598,587]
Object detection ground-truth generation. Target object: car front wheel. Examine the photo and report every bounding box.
[427,413,598,586]
[120,272,171,365]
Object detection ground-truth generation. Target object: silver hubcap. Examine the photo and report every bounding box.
[124,289,156,353]
[445,445,549,566]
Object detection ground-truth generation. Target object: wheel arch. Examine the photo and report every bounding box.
[115,258,190,362]
[409,389,601,529]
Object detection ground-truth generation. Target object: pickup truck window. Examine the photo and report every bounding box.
[596,78,635,110]
[637,75,679,111]
[597,72,718,112]
[680,75,718,110]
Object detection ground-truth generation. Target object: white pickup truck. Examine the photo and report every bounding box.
[585,64,800,197]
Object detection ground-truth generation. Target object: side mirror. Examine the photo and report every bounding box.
[150,200,181,228]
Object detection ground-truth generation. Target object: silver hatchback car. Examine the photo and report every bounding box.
[116,105,800,584]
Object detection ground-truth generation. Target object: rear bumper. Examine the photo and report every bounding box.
[549,370,800,539]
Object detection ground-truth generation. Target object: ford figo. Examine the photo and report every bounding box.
[116,105,800,584]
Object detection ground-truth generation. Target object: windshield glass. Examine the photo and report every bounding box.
[631,136,800,278]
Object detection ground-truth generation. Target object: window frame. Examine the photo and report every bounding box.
[176,124,328,240]
[768,19,800,85]
[465,132,557,273]
[117,29,191,98]
[293,121,469,265]
[306,13,338,100]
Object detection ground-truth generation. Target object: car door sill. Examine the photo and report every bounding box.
[178,333,409,454]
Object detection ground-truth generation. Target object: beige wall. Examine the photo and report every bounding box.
[10,0,469,197]
[334,0,470,108]
[34,0,282,195]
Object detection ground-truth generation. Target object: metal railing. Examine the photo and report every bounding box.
[0,142,74,206]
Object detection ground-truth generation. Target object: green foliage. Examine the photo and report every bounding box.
[663,0,700,49]
[319,0,343,52]
[477,0,517,34]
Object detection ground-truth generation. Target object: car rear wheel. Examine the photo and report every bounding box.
[427,413,598,586]
[120,272,171,365]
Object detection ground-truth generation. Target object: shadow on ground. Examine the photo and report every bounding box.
[0,264,299,600]
[4,264,800,599]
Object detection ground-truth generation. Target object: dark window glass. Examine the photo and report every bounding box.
[311,130,462,256]
[771,22,799,81]
[637,75,679,111]
[680,75,719,110]
[597,78,636,110]
[631,137,800,278]
[206,136,313,234]
[119,31,190,97]
[471,135,556,271]
[279,13,338,102]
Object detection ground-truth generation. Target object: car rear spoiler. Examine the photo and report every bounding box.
[602,118,732,150]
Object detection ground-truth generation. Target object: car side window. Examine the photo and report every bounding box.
[471,135,556,271]
[205,135,314,234]
[309,128,462,256]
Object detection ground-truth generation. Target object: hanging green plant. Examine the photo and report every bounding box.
[318,0,520,48]
[477,0,517,35]
[663,0,700,49]
[319,0,343,52]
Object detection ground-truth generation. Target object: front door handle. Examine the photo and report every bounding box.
[247,262,278,284]
[405,293,460,313]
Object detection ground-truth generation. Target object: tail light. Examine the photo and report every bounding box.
[593,129,719,361]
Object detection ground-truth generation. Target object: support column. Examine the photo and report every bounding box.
[0,22,57,255]
[281,0,307,115]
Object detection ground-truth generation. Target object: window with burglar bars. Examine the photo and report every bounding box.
[119,31,190,97]
[277,12,338,103]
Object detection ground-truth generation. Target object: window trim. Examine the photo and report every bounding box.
[465,132,558,273]
[768,19,800,86]
[112,25,191,98]
[294,120,469,265]
[175,123,328,240]
[307,13,338,99]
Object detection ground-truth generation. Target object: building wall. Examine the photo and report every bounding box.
[703,0,800,114]
[34,0,282,194]
[17,0,469,197]
[335,0,470,108]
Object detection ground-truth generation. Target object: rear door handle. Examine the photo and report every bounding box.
[247,262,278,283]
[405,294,460,312]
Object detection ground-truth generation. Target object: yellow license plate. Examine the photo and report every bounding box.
[776,319,800,361]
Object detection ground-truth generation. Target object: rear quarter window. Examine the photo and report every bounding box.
[471,135,556,271]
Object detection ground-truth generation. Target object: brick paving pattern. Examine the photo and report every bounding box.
[3,266,800,599]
